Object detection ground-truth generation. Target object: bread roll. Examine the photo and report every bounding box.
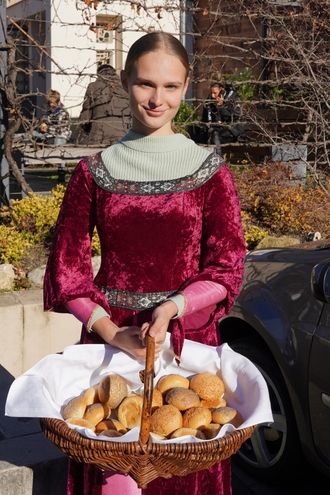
[84,385,99,406]
[156,374,190,395]
[62,396,87,420]
[84,402,111,425]
[212,407,243,428]
[98,373,128,409]
[165,387,200,411]
[170,427,206,439]
[99,429,123,438]
[150,432,166,440]
[117,394,143,429]
[150,405,183,437]
[189,373,225,401]
[95,418,127,434]
[182,406,212,430]
[200,396,227,409]
[66,417,95,431]
[151,388,163,412]
[202,423,221,439]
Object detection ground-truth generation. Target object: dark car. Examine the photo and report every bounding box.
[219,239,330,481]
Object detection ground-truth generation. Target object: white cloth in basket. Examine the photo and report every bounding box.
[5,333,273,443]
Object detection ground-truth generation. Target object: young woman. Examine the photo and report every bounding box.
[44,32,246,495]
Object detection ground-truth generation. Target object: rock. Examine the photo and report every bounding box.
[0,264,16,291]
[305,232,321,242]
[27,265,47,287]
[27,256,101,288]
[256,236,300,249]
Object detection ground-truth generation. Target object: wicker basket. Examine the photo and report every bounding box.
[40,335,256,488]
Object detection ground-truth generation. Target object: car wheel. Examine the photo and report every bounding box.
[229,336,303,481]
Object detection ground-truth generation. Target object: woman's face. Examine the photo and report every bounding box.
[121,50,189,136]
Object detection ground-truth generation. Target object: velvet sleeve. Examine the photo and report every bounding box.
[43,159,112,316]
[181,162,245,319]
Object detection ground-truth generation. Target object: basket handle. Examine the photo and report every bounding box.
[139,332,155,449]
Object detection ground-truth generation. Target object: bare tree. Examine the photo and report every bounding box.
[2,0,330,197]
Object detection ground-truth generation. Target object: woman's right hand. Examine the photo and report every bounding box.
[91,317,161,361]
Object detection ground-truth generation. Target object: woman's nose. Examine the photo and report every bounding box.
[149,88,162,106]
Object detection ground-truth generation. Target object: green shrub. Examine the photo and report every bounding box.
[174,101,200,136]
[0,184,101,268]
[0,225,31,265]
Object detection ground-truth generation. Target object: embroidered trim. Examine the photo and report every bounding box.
[85,152,224,195]
[97,285,175,310]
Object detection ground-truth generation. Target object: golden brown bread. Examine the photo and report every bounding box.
[99,429,123,438]
[165,387,200,411]
[182,406,212,430]
[212,406,243,428]
[117,393,143,429]
[95,418,127,434]
[84,402,111,425]
[150,404,183,437]
[65,417,96,431]
[83,385,99,406]
[189,373,225,401]
[156,374,190,395]
[200,396,227,410]
[170,427,206,439]
[202,422,221,439]
[151,388,163,412]
[98,373,128,408]
[62,396,87,420]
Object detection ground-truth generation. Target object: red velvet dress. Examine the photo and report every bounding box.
[43,150,246,495]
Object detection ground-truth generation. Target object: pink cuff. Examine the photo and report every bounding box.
[64,297,98,328]
[182,281,227,317]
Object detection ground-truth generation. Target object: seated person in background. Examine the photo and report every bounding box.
[33,89,72,146]
[201,82,246,147]
[78,64,131,146]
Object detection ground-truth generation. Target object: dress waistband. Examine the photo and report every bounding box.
[97,285,175,310]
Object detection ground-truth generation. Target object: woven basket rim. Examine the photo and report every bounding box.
[40,417,256,454]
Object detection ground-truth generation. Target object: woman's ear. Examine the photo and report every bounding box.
[183,77,190,96]
[121,70,128,93]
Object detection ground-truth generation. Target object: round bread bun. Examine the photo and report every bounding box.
[212,407,243,428]
[95,418,127,434]
[189,373,225,401]
[151,388,163,412]
[200,396,227,410]
[99,429,123,438]
[202,423,221,439]
[84,402,111,425]
[156,374,190,395]
[150,432,166,440]
[170,427,206,439]
[165,387,201,411]
[182,406,212,430]
[98,374,128,409]
[66,418,95,431]
[62,396,87,420]
[150,405,183,437]
[117,394,143,429]
[84,385,99,406]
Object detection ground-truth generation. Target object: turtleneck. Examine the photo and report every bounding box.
[101,130,212,181]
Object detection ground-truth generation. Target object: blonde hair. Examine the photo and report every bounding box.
[46,89,60,105]
[124,32,190,80]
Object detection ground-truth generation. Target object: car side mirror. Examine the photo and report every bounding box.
[311,261,330,303]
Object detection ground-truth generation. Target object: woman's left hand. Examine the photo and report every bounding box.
[140,300,178,348]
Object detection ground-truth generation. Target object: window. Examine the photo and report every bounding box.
[95,15,122,70]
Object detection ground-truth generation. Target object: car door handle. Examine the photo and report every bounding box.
[321,393,330,409]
